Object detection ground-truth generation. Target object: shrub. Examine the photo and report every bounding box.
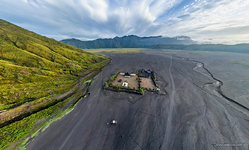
[139,88,144,95]
[105,82,109,88]
[108,70,119,84]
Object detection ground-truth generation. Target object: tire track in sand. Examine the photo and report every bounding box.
[162,56,176,150]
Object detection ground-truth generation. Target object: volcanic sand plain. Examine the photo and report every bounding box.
[26,50,249,150]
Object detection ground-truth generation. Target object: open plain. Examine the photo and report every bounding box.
[26,50,249,150]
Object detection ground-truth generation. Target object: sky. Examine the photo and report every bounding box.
[1,0,249,44]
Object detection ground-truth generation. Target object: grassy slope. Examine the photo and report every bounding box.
[0,19,107,106]
[0,19,109,149]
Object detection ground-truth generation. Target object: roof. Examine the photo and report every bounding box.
[122,81,128,87]
[124,72,130,76]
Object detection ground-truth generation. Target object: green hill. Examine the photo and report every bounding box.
[0,19,108,105]
[0,19,109,149]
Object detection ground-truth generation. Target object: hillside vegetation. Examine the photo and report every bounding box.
[0,19,109,149]
[0,19,108,106]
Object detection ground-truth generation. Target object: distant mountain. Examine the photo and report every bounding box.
[61,35,196,49]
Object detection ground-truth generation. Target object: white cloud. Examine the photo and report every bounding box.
[152,0,249,44]
[79,0,109,23]
[0,0,249,44]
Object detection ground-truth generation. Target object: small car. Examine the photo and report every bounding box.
[107,120,117,125]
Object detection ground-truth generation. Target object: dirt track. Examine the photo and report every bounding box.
[26,51,249,150]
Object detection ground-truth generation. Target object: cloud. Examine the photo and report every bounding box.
[152,0,249,44]
[0,0,249,44]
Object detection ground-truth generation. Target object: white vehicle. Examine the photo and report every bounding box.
[107,120,117,125]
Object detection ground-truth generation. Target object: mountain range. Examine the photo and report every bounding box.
[61,35,249,54]
[61,35,196,49]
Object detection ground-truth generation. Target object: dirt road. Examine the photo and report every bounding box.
[26,52,249,150]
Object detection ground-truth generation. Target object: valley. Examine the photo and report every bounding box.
[25,50,249,150]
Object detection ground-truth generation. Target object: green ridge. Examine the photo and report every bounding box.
[0,19,108,105]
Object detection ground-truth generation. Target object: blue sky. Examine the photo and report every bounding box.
[1,0,249,44]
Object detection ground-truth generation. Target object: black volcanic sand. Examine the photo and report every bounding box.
[26,52,249,150]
